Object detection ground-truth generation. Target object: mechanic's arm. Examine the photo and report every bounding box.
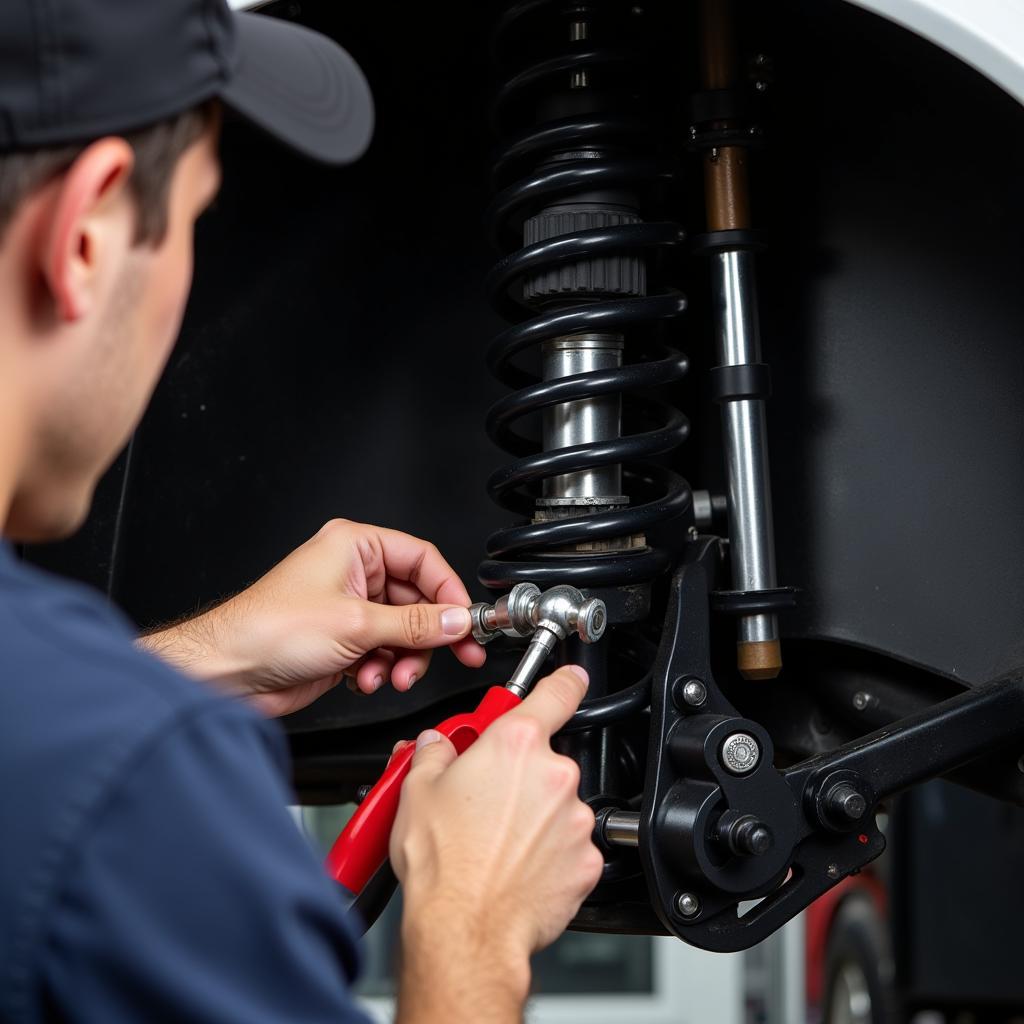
[390,666,604,1024]
[138,519,484,716]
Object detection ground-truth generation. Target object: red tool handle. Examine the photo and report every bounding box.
[325,685,522,894]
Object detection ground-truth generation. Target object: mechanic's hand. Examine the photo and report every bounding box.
[390,665,604,985]
[138,519,486,716]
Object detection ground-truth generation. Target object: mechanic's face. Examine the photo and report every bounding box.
[6,121,221,542]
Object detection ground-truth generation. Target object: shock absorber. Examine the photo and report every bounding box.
[691,0,790,679]
[481,0,691,796]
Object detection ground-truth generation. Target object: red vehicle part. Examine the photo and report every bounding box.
[325,685,522,894]
[805,869,888,1007]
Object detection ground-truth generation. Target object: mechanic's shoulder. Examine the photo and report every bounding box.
[0,549,228,719]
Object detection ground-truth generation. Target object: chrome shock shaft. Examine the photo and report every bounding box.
[698,0,782,679]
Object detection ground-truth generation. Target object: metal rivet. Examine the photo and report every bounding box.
[682,679,708,707]
[676,892,700,917]
[720,732,760,775]
[852,691,875,712]
[827,863,841,880]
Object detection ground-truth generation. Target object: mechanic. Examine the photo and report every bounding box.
[0,2,604,1022]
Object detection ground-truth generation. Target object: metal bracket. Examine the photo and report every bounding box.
[635,539,1024,952]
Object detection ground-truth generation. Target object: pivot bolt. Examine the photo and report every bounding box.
[720,732,760,775]
[728,815,773,857]
[827,863,841,880]
[827,783,868,822]
[682,679,708,707]
[676,892,701,918]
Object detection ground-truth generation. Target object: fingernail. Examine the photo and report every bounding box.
[441,607,471,636]
[416,729,442,750]
[368,674,384,693]
[407,674,418,689]
[566,664,589,686]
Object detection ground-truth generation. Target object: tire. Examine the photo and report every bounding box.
[823,893,898,1024]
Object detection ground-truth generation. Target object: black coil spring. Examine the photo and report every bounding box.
[480,0,692,592]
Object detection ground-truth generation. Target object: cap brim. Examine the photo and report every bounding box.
[220,12,374,166]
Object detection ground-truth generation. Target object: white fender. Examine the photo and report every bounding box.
[845,0,1024,105]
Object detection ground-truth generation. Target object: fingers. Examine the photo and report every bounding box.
[354,599,473,654]
[404,729,457,787]
[390,650,432,691]
[388,739,411,765]
[354,650,395,693]
[509,665,589,736]
[450,634,487,669]
[372,527,472,607]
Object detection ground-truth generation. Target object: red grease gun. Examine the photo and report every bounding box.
[325,583,607,894]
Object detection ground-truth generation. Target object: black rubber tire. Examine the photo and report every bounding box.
[823,893,899,1024]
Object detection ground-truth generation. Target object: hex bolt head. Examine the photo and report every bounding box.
[828,783,868,822]
[676,892,701,918]
[720,732,761,775]
[682,679,708,707]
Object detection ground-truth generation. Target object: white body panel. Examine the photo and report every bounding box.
[842,0,1024,105]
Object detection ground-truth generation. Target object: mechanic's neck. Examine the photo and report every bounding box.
[0,206,56,543]
[0,327,37,544]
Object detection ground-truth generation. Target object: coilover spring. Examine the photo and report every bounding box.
[480,0,692,594]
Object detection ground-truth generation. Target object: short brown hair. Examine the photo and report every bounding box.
[0,102,215,247]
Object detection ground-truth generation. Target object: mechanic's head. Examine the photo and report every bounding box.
[0,105,222,540]
[0,1,373,543]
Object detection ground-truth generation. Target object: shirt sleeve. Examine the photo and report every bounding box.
[38,701,371,1024]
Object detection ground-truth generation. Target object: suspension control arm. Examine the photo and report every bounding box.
[628,539,1024,952]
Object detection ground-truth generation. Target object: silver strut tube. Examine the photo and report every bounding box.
[542,333,624,499]
[712,248,779,649]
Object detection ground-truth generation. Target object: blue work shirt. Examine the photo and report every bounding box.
[0,543,368,1023]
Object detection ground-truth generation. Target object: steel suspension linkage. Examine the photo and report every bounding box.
[481,0,692,757]
[596,541,1024,952]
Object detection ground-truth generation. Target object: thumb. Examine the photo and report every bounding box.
[511,664,590,736]
[358,601,472,652]
[405,729,457,786]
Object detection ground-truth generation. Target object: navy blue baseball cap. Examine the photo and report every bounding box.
[0,0,374,165]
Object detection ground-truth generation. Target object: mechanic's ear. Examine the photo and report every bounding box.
[41,138,135,323]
